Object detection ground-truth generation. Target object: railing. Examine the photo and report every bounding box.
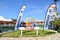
[19,27,40,36]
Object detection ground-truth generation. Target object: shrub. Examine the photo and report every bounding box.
[57,27,60,33]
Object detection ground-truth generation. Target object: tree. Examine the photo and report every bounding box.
[51,18,60,31]
[11,18,17,21]
[54,0,58,4]
[53,0,58,21]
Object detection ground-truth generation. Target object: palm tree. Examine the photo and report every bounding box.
[11,18,17,21]
[54,0,58,4]
[53,0,58,20]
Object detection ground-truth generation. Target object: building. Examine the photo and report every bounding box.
[0,16,16,32]
[0,16,16,26]
[0,16,44,32]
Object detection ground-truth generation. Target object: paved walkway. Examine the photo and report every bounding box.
[0,33,60,40]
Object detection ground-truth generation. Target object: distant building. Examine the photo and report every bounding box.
[0,16,44,27]
[0,16,44,32]
[0,21,16,27]
[0,16,16,27]
[0,16,17,32]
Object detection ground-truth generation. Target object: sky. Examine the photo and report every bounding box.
[0,0,60,21]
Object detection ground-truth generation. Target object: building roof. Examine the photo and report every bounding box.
[0,16,12,21]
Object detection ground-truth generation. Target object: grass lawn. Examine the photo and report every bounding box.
[0,29,56,37]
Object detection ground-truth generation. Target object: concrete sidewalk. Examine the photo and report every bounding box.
[0,33,60,40]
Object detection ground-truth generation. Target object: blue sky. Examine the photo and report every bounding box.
[0,0,60,21]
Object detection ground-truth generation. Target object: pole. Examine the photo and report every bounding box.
[36,29,38,36]
[21,30,23,36]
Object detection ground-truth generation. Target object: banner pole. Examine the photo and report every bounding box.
[36,29,38,36]
[21,30,23,36]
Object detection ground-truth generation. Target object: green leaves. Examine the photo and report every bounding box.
[54,0,58,2]
[52,18,60,27]
[51,18,60,31]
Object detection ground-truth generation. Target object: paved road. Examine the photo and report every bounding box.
[0,33,60,40]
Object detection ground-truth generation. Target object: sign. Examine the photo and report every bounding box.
[44,3,57,30]
[15,6,26,30]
